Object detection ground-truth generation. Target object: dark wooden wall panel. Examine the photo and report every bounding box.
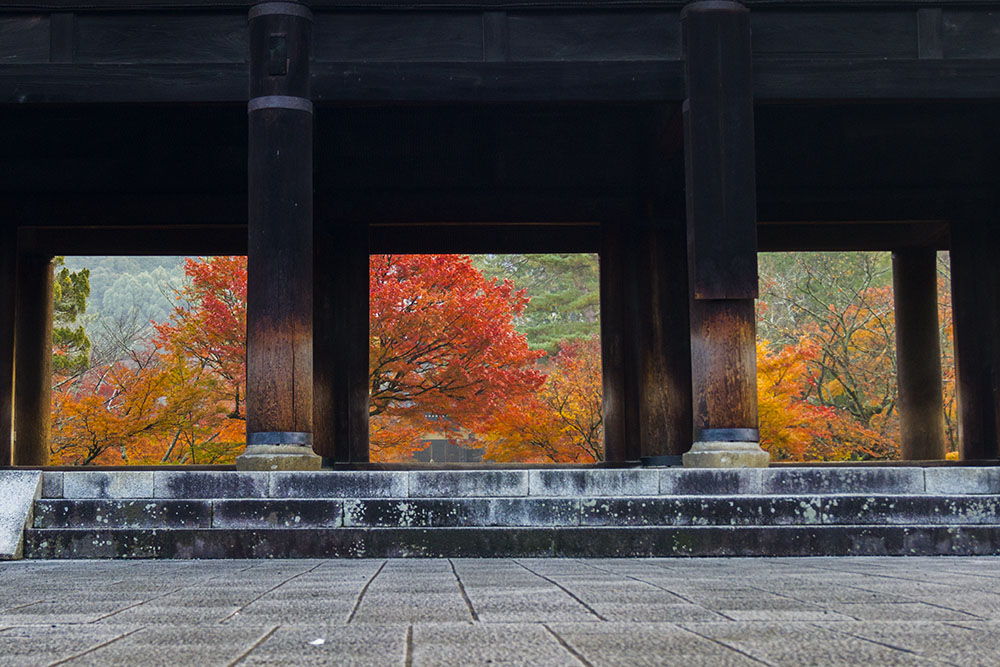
[507,12,678,61]
[75,13,245,63]
[0,16,49,63]
[313,13,483,62]
[942,11,1000,59]
[752,11,917,58]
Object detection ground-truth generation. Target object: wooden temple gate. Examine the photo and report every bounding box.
[0,0,997,469]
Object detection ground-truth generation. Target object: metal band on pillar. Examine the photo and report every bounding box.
[248,96,314,114]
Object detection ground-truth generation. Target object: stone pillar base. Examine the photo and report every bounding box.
[236,444,322,471]
[683,441,769,468]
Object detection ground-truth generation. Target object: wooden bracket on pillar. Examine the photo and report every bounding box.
[240,0,319,470]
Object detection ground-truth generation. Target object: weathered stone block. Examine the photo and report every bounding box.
[344,498,579,527]
[580,496,824,526]
[62,472,154,499]
[212,499,342,528]
[270,471,407,498]
[33,499,211,529]
[153,471,268,499]
[41,472,63,498]
[408,471,528,497]
[659,469,762,495]
[762,467,924,495]
[0,470,41,559]
[821,495,1000,525]
[527,470,657,496]
[925,467,1000,494]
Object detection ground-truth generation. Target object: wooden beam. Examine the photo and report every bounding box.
[243,1,317,466]
[0,227,15,466]
[314,222,369,463]
[758,221,950,252]
[682,1,763,464]
[950,215,1000,461]
[893,248,946,460]
[13,252,53,466]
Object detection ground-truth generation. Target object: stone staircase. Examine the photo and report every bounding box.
[22,467,1000,558]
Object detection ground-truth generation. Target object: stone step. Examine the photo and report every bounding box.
[23,524,1000,558]
[31,495,1000,530]
[38,466,1000,500]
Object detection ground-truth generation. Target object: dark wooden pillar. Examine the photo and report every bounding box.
[681,0,767,467]
[892,248,946,460]
[314,222,370,465]
[0,227,15,466]
[950,216,1000,460]
[13,252,53,466]
[601,220,640,462]
[634,218,693,461]
[239,0,319,469]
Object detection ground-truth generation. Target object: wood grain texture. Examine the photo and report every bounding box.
[893,248,946,460]
[751,10,916,58]
[0,227,14,466]
[246,9,314,439]
[950,214,1000,461]
[313,221,369,462]
[507,11,679,61]
[683,1,758,300]
[75,13,245,64]
[13,253,52,466]
[942,9,1000,58]
[313,12,482,62]
[0,16,48,63]
[688,299,758,434]
[634,219,692,457]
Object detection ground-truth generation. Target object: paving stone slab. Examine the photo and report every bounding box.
[0,470,40,560]
[270,472,407,498]
[412,623,579,667]
[409,470,529,497]
[63,471,154,499]
[154,471,269,499]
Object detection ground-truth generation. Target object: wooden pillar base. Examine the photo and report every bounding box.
[236,445,321,471]
[683,428,768,468]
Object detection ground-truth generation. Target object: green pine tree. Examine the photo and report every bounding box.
[52,256,91,375]
[474,253,600,353]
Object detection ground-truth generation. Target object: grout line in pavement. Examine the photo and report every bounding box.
[512,560,607,622]
[404,624,413,667]
[448,559,479,623]
[346,560,388,625]
[227,625,279,667]
[815,622,959,667]
[676,624,774,667]
[47,627,144,667]
[219,561,326,624]
[542,624,595,667]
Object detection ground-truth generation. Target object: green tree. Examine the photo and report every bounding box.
[52,257,91,375]
[474,253,600,352]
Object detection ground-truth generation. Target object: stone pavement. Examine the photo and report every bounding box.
[1,558,999,666]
